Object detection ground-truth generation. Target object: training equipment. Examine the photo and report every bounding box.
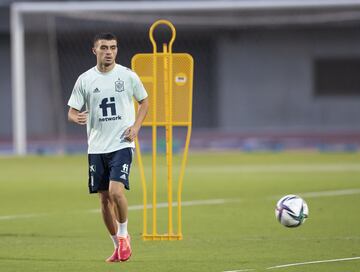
[275,195,309,227]
[132,20,194,240]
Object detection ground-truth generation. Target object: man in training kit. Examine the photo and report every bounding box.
[67,32,149,262]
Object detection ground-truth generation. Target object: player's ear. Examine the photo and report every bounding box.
[92,47,96,55]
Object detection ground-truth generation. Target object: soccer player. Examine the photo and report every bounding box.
[67,33,149,262]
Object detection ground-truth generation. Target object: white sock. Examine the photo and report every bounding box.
[117,220,128,237]
[110,234,119,249]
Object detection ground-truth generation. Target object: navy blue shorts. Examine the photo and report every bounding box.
[88,148,133,194]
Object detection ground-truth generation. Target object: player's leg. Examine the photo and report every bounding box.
[109,181,128,226]
[109,180,131,261]
[99,191,117,235]
[88,153,120,262]
[98,191,120,262]
[108,148,133,261]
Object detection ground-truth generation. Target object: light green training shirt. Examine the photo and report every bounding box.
[67,64,148,154]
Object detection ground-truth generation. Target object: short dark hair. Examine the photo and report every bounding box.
[93,32,117,46]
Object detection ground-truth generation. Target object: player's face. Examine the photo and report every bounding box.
[93,39,118,67]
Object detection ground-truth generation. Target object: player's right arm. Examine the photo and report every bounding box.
[68,108,88,125]
[67,75,87,125]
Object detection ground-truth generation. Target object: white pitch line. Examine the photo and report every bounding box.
[224,269,256,272]
[179,163,360,173]
[3,187,360,220]
[266,256,360,270]
[0,213,48,221]
[298,188,360,198]
[88,198,241,213]
[0,198,241,221]
[0,199,240,220]
[270,188,360,200]
[3,187,359,220]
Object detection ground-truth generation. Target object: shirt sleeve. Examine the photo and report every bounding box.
[132,72,148,102]
[67,76,85,111]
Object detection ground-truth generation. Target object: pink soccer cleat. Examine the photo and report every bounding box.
[105,248,120,263]
[117,235,132,262]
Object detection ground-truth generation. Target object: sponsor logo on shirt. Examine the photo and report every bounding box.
[98,97,122,122]
[99,97,116,116]
[98,115,122,122]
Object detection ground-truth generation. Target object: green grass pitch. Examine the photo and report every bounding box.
[0,152,359,272]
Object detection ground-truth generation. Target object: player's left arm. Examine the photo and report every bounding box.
[124,97,149,142]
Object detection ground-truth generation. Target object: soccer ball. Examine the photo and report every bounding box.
[275,195,309,227]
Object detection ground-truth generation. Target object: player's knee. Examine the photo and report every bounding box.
[99,192,112,207]
[109,188,125,202]
[100,197,112,209]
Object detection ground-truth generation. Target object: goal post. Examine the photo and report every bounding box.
[11,5,26,155]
